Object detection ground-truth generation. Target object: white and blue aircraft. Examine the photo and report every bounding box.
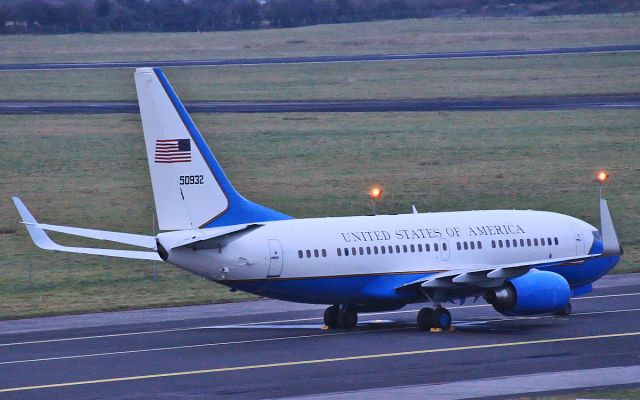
[13,68,622,331]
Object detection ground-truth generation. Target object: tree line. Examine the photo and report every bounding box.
[0,0,638,34]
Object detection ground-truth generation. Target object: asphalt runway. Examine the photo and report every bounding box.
[1,44,639,71]
[0,274,639,399]
[2,94,640,114]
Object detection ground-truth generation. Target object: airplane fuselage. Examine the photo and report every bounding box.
[161,209,618,306]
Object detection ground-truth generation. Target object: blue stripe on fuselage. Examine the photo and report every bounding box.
[225,273,432,305]
[226,253,620,306]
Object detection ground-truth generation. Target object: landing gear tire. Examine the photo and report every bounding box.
[554,302,572,316]
[431,307,452,331]
[416,307,433,331]
[338,305,358,329]
[324,305,339,328]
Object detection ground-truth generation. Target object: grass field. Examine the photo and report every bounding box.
[1,110,638,319]
[0,14,639,318]
[1,52,639,101]
[0,14,638,64]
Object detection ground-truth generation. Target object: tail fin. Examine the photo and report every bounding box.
[134,68,291,230]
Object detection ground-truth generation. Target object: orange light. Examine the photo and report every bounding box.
[369,186,383,200]
[595,170,609,183]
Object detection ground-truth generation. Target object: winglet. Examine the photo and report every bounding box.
[600,199,621,256]
[12,196,57,250]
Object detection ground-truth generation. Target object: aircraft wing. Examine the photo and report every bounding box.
[13,197,161,261]
[397,253,599,291]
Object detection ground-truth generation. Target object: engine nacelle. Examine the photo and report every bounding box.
[484,269,570,316]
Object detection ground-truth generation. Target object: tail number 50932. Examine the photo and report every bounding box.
[179,175,204,185]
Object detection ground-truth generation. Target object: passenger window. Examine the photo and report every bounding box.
[457,242,462,250]
[492,240,496,248]
[352,247,357,255]
[418,244,423,252]
[366,247,371,255]
[403,245,408,253]
[396,245,401,253]
[540,238,545,247]
[512,239,517,247]
[505,240,510,248]
[471,241,476,250]
[410,244,415,253]
[463,242,468,250]
[425,243,430,252]
[306,250,312,258]
[359,247,364,255]
[344,248,349,256]
[434,243,439,251]
[381,246,386,254]
[534,238,538,246]
[554,237,559,245]
[388,245,393,254]
[547,238,552,246]
[443,243,448,251]
[314,249,319,257]
[498,240,503,248]
[519,239,524,247]
[337,248,342,257]
[477,241,482,250]
[322,249,327,257]
[298,250,304,259]
[374,246,379,254]
[527,238,532,247]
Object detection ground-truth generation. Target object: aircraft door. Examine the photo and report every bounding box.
[267,239,283,277]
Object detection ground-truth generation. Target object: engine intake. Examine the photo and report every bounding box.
[484,269,570,316]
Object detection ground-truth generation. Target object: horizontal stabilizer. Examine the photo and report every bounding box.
[12,197,161,261]
[168,223,263,250]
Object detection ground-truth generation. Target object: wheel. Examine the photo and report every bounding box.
[416,307,433,331]
[431,307,452,330]
[338,305,358,329]
[554,302,572,316]
[324,305,339,328]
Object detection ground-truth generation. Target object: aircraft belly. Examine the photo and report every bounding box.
[228,273,429,305]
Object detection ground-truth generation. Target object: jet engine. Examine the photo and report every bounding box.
[484,269,570,316]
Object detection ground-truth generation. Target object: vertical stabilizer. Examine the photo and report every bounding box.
[134,68,291,230]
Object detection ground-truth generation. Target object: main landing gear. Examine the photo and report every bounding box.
[324,304,358,329]
[416,306,452,331]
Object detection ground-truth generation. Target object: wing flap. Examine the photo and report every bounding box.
[398,254,598,291]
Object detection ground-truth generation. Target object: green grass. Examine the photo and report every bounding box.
[0,14,638,64]
[1,110,639,318]
[513,385,640,399]
[1,52,639,101]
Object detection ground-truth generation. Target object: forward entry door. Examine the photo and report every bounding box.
[267,239,283,277]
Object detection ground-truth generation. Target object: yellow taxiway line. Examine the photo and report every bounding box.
[1,331,639,393]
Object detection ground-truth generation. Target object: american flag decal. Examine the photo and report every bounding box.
[155,139,191,163]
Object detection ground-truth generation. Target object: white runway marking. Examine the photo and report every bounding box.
[0,291,637,348]
[0,327,410,366]
[1,308,639,367]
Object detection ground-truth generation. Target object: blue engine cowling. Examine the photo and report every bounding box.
[484,269,570,316]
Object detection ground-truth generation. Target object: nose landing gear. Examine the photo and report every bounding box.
[417,306,452,331]
[324,304,358,329]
